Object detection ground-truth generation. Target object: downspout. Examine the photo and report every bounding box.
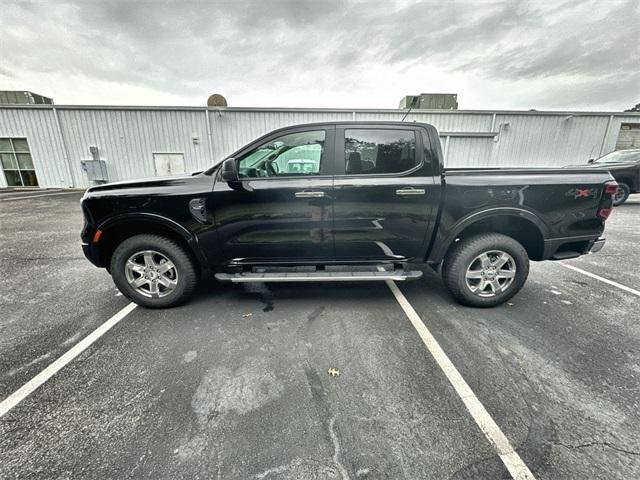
[443,135,451,163]
[204,108,214,164]
[490,113,498,165]
[52,106,77,188]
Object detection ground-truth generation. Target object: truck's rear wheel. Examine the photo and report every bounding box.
[110,234,198,308]
[442,233,529,307]
[612,183,630,206]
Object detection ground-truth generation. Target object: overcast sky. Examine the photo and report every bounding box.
[1,0,638,110]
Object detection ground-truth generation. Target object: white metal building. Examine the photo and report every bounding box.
[0,105,639,188]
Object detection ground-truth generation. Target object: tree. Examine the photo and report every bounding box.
[624,103,640,112]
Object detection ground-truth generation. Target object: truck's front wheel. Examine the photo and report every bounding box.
[442,233,529,308]
[110,234,198,308]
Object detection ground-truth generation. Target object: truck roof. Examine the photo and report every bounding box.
[259,121,438,140]
[274,120,434,128]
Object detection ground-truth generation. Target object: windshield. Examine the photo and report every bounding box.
[595,150,640,164]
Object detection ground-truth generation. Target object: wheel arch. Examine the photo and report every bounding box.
[96,213,208,272]
[430,208,547,263]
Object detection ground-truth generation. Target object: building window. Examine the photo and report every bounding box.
[0,138,39,186]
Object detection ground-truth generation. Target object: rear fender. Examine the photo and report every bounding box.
[428,207,548,263]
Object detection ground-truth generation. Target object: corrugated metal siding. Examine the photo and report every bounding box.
[354,110,494,132]
[208,109,353,162]
[1,106,639,188]
[486,114,609,167]
[57,109,211,187]
[446,137,496,167]
[0,108,69,188]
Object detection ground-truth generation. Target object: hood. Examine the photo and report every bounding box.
[86,174,197,193]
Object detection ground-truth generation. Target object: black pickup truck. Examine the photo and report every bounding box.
[81,121,617,308]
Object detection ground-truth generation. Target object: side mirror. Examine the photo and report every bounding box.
[588,158,595,164]
[221,157,239,183]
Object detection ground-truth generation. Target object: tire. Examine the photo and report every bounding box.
[110,234,198,308]
[612,183,630,206]
[442,233,529,308]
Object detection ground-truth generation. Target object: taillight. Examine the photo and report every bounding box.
[598,207,613,219]
[604,181,619,195]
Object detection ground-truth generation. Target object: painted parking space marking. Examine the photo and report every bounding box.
[0,188,61,196]
[386,280,536,480]
[1,191,80,202]
[560,263,640,297]
[0,302,137,419]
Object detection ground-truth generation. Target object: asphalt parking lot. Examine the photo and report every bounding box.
[1,191,639,479]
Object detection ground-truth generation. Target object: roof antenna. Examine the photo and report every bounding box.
[401,96,418,121]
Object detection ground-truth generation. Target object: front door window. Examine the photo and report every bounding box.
[237,130,326,178]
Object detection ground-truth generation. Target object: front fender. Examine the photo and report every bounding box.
[97,212,193,240]
[96,212,209,270]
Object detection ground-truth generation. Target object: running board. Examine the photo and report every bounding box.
[215,269,422,283]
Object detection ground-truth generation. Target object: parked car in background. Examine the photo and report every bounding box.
[81,122,617,309]
[286,159,319,174]
[567,149,640,205]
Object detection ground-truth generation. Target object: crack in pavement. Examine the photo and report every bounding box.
[328,416,350,480]
[554,440,640,456]
[304,366,356,479]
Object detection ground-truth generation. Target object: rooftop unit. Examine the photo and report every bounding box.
[399,93,458,110]
[0,91,53,105]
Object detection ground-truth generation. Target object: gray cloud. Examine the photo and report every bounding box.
[1,0,638,110]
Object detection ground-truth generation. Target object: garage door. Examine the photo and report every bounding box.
[153,153,186,176]
[615,123,640,150]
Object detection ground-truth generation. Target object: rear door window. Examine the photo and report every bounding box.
[343,129,417,175]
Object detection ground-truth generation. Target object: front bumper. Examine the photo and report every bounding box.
[82,241,104,268]
[588,237,605,254]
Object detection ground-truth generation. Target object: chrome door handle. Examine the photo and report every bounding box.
[295,191,325,198]
[395,188,426,196]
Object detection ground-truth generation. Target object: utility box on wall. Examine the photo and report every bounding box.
[81,159,109,185]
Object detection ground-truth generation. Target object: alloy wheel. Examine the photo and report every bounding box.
[124,250,178,298]
[613,187,626,204]
[465,250,516,297]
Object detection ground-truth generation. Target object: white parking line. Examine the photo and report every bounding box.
[386,280,536,480]
[1,191,80,201]
[560,263,640,297]
[0,302,137,419]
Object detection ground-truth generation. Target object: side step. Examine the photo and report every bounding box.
[215,269,422,283]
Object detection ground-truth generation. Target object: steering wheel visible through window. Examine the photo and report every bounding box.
[237,130,326,178]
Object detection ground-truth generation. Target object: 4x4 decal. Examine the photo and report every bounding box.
[566,187,598,199]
